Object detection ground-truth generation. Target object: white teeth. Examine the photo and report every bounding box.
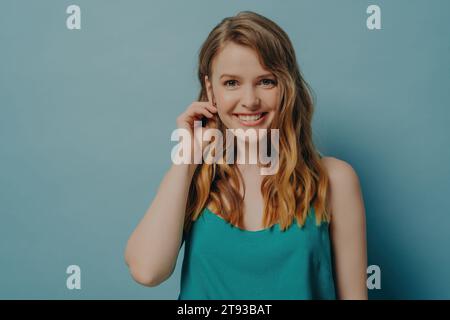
[237,113,263,121]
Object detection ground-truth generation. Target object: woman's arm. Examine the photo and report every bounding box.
[322,157,368,299]
[124,101,216,287]
[124,164,196,287]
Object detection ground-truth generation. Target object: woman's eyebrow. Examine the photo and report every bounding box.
[219,73,274,79]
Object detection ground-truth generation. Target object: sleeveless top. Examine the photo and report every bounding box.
[177,205,336,300]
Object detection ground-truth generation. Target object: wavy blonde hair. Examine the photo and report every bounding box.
[183,11,331,233]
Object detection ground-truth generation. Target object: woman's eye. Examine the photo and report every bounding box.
[224,79,276,88]
[224,80,238,87]
[261,79,276,87]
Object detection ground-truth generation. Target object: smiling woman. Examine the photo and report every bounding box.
[125,10,368,300]
[204,42,280,132]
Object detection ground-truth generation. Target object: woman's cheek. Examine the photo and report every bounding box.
[263,91,279,110]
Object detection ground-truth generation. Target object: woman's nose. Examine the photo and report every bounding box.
[241,87,260,109]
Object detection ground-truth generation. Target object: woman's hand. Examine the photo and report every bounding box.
[175,101,218,167]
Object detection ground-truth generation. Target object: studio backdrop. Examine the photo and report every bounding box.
[1,0,449,299]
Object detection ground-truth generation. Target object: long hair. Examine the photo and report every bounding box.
[183,11,331,233]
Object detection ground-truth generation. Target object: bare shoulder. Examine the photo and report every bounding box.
[320,156,368,299]
[320,156,360,187]
[319,156,364,216]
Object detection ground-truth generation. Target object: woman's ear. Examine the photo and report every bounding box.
[204,75,215,106]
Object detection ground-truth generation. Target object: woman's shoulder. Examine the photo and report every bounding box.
[319,156,364,220]
[320,156,360,187]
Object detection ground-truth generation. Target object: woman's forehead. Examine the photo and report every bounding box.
[211,43,270,78]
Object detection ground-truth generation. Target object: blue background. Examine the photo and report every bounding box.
[1,0,449,299]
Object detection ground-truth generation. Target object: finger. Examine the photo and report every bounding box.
[188,107,214,120]
[205,103,218,113]
[195,101,217,112]
[192,104,215,117]
[198,109,214,118]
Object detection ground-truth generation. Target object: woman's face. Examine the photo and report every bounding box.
[205,42,280,131]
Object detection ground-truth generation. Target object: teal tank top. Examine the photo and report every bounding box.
[178,206,336,300]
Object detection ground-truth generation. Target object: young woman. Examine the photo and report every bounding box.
[125,11,368,300]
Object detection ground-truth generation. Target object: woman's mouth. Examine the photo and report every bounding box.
[233,112,268,126]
